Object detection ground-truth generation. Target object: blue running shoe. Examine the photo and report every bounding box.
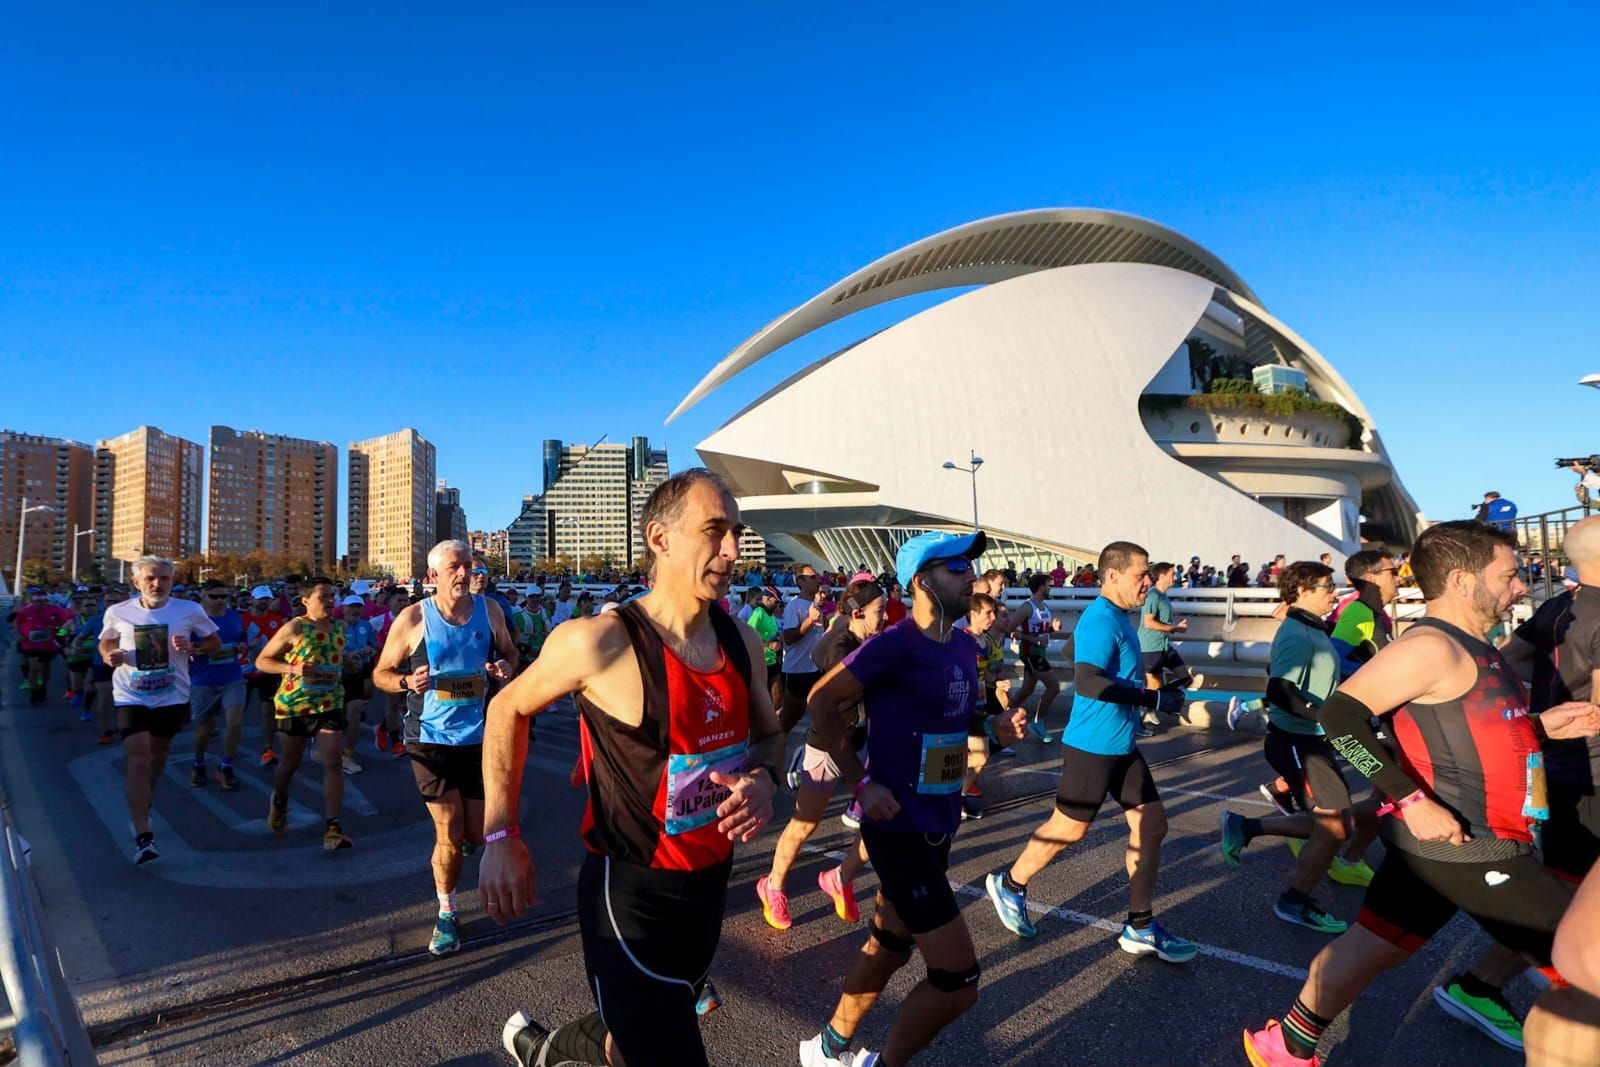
[1219,810,1249,869]
[1028,721,1053,744]
[1118,920,1197,963]
[985,870,1037,938]
[695,979,723,1016]
[429,912,460,956]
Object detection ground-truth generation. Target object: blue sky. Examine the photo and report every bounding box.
[5,5,1598,549]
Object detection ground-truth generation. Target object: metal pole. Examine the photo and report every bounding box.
[970,467,979,530]
[14,497,27,594]
[1540,514,1551,601]
[71,525,78,583]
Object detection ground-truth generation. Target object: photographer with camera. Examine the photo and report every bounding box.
[1567,458,1600,505]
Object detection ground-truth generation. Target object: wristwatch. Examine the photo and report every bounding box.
[399,677,410,692]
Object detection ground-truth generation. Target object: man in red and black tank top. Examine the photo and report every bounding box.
[480,470,784,1067]
[1245,522,1600,1067]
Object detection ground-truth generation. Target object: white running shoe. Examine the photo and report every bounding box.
[341,753,363,775]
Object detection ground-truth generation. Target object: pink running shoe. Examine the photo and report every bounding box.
[1243,1021,1320,1067]
[817,865,859,923]
[756,875,792,930]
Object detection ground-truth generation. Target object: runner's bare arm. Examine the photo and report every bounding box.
[806,662,868,785]
[253,620,301,676]
[479,615,628,922]
[371,606,422,693]
[1534,701,1600,740]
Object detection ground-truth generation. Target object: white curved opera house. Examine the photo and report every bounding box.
[669,209,1424,574]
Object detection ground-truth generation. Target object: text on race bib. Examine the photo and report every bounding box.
[129,668,176,696]
[26,629,50,643]
[300,665,343,691]
[664,740,748,836]
[917,730,968,795]
[433,669,487,706]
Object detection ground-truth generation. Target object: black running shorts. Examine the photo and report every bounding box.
[117,703,186,741]
[1263,728,1353,813]
[1139,649,1185,676]
[274,711,346,738]
[1021,650,1053,674]
[782,669,821,700]
[1358,847,1569,967]
[858,824,959,934]
[21,648,56,663]
[408,741,485,801]
[1054,744,1160,821]
[577,852,729,1067]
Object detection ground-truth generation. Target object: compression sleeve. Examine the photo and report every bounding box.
[1319,690,1421,801]
[1265,677,1320,723]
[1073,662,1157,709]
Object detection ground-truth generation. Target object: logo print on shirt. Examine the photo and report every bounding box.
[702,686,725,725]
[1484,870,1510,887]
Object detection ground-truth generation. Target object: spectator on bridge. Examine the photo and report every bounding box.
[1050,559,1069,587]
[1475,490,1518,530]
[1226,556,1251,587]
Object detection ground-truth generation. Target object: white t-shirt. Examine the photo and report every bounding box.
[101,598,219,708]
[780,596,824,674]
[551,598,575,625]
[1583,471,1600,493]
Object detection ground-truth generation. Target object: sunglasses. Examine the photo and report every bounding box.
[921,557,973,576]
[471,568,488,576]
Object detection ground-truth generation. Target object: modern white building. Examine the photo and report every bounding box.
[669,208,1423,573]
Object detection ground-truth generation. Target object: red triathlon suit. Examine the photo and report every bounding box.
[1357,617,1570,971]
[571,600,752,1067]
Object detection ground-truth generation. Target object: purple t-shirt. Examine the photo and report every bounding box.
[843,617,979,835]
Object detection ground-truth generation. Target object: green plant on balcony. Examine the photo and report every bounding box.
[1140,378,1364,449]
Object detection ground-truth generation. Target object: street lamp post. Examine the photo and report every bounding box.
[941,451,985,531]
[13,498,56,595]
[71,525,95,583]
[557,516,582,577]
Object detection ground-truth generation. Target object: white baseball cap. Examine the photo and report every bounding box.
[341,594,365,606]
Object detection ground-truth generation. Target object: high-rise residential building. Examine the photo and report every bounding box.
[347,429,436,579]
[506,495,545,566]
[540,436,668,568]
[0,430,96,586]
[435,481,468,545]
[736,527,794,570]
[207,427,337,568]
[94,426,204,572]
[469,529,510,561]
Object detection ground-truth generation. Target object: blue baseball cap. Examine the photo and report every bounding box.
[895,530,988,592]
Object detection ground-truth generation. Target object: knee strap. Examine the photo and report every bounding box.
[927,962,981,993]
[867,922,915,955]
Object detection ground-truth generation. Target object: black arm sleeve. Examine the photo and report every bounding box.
[1265,677,1319,723]
[1073,662,1156,709]
[1318,690,1421,801]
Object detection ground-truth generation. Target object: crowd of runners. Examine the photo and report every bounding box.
[8,469,1600,1066]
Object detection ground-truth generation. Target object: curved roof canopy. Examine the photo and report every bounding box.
[668,208,1260,423]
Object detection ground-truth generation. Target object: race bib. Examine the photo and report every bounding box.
[133,625,170,671]
[916,730,967,795]
[433,669,487,707]
[300,665,342,692]
[208,643,240,665]
[664,740,747,836]
[26,629,50,644]
[129,668,176,696]
[1525,751,1549,823]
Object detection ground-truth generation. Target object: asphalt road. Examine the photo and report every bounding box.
[0,629,1538,1067]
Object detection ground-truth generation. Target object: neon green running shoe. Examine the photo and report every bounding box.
[1432,980,1523,1051]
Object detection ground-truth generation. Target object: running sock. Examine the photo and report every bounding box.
[325,818,341,831]
[1281,997,1332,1059]
[1127,909,1153,931]
[1001,871,1027,894]
[1240,817,1264,840]
[540,1012,609,1065]
[1280,887,1311,910]
[820,1023,851,1059]
[438,892,457,916]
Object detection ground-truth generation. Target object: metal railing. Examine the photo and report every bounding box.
[1507,501,1595,602]
[0,785,95,1064]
